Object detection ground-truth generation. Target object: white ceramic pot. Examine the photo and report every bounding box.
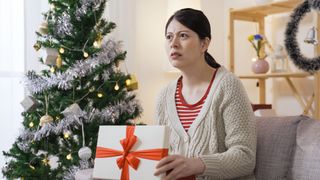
[252,58,270,74]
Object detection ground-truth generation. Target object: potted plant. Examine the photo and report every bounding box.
[248,34,269,73]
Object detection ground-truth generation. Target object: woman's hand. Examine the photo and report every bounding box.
[154,155,205,180]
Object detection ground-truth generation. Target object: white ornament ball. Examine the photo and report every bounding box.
[78,146,92,161]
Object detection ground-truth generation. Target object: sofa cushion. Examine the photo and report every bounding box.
[254,116,302,180]
[290,116,320,179]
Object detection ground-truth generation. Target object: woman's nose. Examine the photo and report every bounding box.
[170,36,179,48]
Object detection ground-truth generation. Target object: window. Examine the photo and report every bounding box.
[0,0,25,168]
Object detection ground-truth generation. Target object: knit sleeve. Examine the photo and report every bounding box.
[155,87,167,125]
[199,74,256,179]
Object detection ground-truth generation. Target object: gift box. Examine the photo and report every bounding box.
[93,125,169,180]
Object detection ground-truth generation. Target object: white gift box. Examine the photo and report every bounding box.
[93,125,169,180]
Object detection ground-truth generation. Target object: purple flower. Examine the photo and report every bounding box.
[254,34,263,40]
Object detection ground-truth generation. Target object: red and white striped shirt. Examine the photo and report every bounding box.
[175,70,217,132]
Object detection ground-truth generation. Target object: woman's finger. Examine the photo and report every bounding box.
[154,156,182,176]
[163,163,185,180]
[156,155,177,168]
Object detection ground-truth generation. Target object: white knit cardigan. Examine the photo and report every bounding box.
[155,66,256,180]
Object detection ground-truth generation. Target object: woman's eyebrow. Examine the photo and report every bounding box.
[166,30,191,34]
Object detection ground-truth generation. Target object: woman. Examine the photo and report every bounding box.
[154,8,256,180]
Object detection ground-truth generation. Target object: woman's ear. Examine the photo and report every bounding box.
[201,37,211,53]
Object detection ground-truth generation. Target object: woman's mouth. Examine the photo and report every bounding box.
[170,52,182,59]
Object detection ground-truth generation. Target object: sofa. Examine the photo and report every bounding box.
[255,115,320,180]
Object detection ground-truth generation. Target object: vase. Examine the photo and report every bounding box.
[252,58,269,74]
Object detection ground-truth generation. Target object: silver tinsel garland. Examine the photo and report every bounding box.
[54,111,88,134]
[19,128,35,141]
[32,94,141,140]
[25,40,122,94]
[90,97,142,124]
[63,166,78,180]
[34,123,57,141]
[63,160,91,180]
[76,0,102,20]
[17,129,35,152]
[56,12,73,38]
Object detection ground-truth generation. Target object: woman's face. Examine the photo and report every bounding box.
[165,19,207,70]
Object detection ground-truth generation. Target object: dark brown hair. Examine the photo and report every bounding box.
[165,8,220,68]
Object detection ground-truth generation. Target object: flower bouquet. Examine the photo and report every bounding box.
[248,34,266,59]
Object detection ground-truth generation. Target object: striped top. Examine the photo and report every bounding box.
[175,70,217,132]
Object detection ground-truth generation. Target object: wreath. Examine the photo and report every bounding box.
[285,0,320,72]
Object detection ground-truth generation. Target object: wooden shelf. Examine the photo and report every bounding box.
[230,0,303,20]
[228,0,320,118]
[239,72,312,79]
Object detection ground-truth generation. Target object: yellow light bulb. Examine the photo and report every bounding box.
[97,92,103,98]
[59,47,65,54]
[83,52,89,58]
[66,153,72,160]
[29,122,34,128]
[64,132,70,139]
[89,86,95,92]
[93,41,98,47]
[50,67,55,73]
[125,79,131,86]
[114,82,120,91]
[29,164,35,170]
[42,158,49,166]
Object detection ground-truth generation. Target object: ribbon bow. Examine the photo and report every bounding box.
[96,126,168,180]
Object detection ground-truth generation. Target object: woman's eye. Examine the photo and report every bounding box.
[180,33,188,39]
[165,34,172,40]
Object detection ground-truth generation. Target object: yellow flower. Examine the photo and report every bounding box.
[248,34,266,59]
[248,35,254,41]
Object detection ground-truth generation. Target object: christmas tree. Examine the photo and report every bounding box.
[2,0,142,179]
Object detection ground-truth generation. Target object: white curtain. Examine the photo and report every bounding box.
[0,0,25,171]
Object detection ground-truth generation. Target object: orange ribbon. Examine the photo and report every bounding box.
[96,126,168,180]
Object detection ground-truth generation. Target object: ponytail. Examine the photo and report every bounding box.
[205,51,220,68]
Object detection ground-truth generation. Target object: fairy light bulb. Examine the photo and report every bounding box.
[97,92,103,98]
[114,82,120,91]
[125,79,131,86]
[29,164,35,170]
[93,41,101,48]
[29,122,34,128]
[83,51,89,58]
[89,86,95,92]
[50,67,55,73]
[63,130,71,139]
[66,153,72,160]
[42,158,49,166]
[59,47,65,54]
